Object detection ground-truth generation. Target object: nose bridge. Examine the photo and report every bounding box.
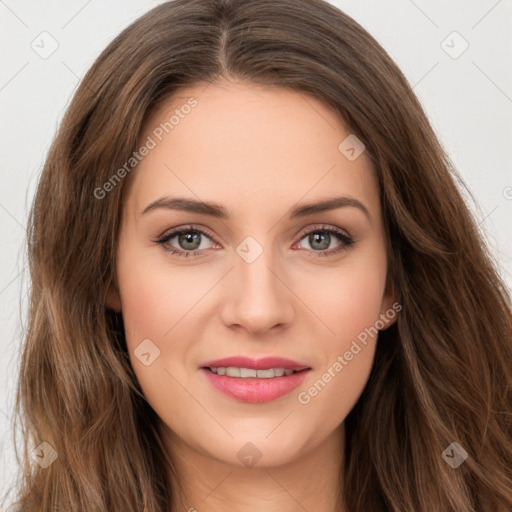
[221,234,294,332]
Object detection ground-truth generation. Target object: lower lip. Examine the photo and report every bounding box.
[201,368,310,403]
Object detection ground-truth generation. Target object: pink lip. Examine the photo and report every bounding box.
[200,356,310,371]
[199,356,312,403]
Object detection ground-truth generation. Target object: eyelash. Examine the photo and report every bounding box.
[154,223,355,258]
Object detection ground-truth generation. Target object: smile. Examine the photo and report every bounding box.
[199,356,312,402]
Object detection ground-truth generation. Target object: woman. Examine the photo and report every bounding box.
[5,0,512,510]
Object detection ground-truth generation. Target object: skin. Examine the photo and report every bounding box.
[108,78,397,512]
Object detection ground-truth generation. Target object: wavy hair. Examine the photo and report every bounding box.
[4,0,512,510]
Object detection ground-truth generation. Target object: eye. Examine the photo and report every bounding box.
[155,225,216,258]
[295,224,354,257]
[155,223,355,258]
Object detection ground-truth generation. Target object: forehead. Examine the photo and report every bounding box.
[124,80,379,222]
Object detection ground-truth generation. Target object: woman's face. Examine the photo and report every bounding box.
[110,79,396,468]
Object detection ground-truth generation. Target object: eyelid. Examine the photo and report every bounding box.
[165,224,216,241]
[295,223,352,242]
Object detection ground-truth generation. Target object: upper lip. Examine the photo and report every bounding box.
[200,356,311,371]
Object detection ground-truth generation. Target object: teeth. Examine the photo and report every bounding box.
[208,367,296,378]
[256,368,277,378]
[227,367,240,377]
[240,368,257,378]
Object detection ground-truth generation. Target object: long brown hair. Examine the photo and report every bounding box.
[4,0,511,510]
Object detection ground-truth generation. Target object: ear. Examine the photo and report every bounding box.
[378,277,400,330]
[105,281,122,312]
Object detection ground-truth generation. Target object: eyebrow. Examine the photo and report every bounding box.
[140,195,371,221]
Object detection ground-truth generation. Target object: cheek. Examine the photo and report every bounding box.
[293,247,388,344]
[116,259,197,421]
[291,252,387,430]
[118,248,206,345]
[116,243,218,395]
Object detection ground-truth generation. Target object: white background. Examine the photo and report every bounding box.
[1,0,511,504]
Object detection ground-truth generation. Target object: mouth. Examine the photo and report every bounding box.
[199,357,312,403]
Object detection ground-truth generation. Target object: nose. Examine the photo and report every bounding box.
[219,244,295,336]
